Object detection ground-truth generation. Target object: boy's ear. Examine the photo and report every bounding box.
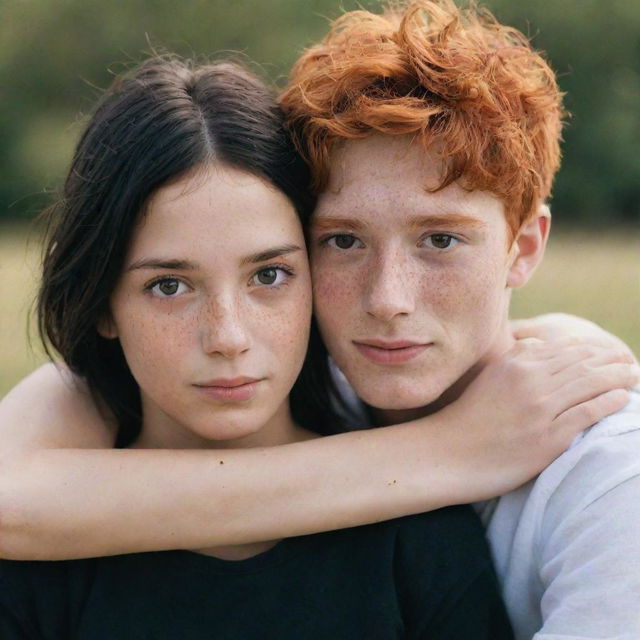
[506,204,551,289]
[97,314,118,339]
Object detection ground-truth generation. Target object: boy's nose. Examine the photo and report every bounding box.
[363,252,416,322]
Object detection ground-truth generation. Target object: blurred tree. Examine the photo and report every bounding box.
[0,0,638,225]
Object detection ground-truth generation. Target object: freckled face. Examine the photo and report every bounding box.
[310,135,516,414]
[103,165,312,448]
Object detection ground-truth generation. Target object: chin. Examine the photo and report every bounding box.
[188,413,265,443]
[354,376,449,412]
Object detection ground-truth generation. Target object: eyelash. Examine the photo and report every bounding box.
[144,276,191,299]
[419,233,461,251]
[320,233,365,250]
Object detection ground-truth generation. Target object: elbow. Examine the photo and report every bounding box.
[0,493,34,560]
[0,460,44,560]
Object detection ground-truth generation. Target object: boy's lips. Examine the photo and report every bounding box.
[353,340,432,365]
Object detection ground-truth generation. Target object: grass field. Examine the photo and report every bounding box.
[1,223,638,399]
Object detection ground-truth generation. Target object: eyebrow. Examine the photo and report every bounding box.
[310,217,367,232]
[127,244,303,272]
[239,244,303,266]
[127,258,199,272]
[311,214,487,231]
[406,214,487,231]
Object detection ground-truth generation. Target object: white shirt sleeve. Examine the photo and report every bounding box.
[533,431,640,639]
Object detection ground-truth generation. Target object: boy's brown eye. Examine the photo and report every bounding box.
[427,234,458,250]
[328,234,361,250]
[335,235,355,249]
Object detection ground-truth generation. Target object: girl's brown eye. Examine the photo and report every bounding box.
[149,278,187,297]
[251,267,290,288]
[158,279,180,295]
[256,268,277,285]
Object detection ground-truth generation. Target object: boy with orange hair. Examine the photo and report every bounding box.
[280,1,640,637]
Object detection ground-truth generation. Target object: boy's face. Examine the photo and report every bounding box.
[309,135,543,420]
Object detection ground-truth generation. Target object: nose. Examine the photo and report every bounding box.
[363,249,416,322]
[199,294,250,358]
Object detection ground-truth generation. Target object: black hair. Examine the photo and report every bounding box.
[38,56,319,446]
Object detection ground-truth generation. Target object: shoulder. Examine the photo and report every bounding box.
[507,392,640,637]
[541,389,640,518]
[0,363,116,454]
[577,387,640,443]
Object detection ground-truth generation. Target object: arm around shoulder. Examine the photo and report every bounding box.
[0,365,475,560]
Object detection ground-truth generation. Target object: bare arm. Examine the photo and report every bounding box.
[511,313,638,364]
[1,337,637,561]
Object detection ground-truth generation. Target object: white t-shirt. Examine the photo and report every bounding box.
[332,363,640,638]
[478,389,640,639]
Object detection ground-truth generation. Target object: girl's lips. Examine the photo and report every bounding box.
[193,378,263,403]
[353,341,430,365]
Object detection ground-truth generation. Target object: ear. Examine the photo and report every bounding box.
[506,204,551,289]
[97,313,118,339]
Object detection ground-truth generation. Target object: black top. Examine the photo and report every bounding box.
[0,505,512,639]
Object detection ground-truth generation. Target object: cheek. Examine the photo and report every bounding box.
[424,255,509,345]
[113,304,194,386]
[311,264,356,327]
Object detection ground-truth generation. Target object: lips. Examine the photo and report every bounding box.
[353,340,431,365]
[193,377,263,402]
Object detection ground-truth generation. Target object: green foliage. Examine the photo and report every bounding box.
[487,0,640,225]
[0,0,638,224]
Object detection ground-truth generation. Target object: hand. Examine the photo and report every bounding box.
[511,313,638,365]
[441,338,640,499]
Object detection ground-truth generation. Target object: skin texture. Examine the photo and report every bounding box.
[310,135,548,423]
[99,164,312,451]
[0,148,636,560]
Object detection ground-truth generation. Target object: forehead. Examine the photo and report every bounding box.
[315,135,506,229]
[128,165,302,257]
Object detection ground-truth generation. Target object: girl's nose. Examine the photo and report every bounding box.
[199,295,250,358]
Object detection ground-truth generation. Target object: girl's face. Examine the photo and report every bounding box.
[101,164,312,449]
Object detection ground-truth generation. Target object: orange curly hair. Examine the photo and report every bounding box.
[279,0,565,236]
